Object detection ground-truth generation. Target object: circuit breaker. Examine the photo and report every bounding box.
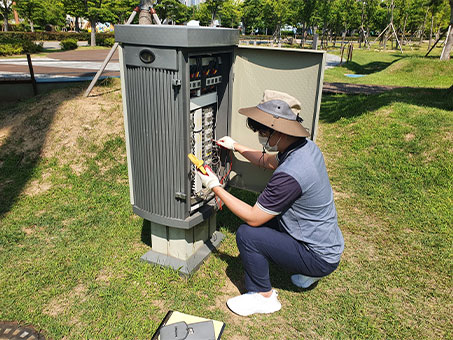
[189,55,232,211]
[115,25,326,274]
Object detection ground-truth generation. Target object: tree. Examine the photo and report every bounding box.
[193,2,212,26]
[155,0,190,24]
[71,0,117,46]
[262,0,294,44]
[0,0,13,31]
[294,0,318,46]
[63,0,86,31]
[241,0,265,34]
[13,0,43,32]
[440,0,453,59]
[205,0,226,26]
[109,0,139,24]
[218,0,241,28]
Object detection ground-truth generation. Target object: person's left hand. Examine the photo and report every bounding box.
[196,166,221,190]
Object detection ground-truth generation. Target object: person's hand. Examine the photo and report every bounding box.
[216,136,237,151]
[197,166,221,190]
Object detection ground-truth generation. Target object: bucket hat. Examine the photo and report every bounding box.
[238,90,310,137]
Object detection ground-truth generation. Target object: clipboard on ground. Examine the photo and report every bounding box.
[151,310,225,340]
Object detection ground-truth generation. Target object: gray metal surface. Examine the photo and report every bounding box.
[124,61,186,221]
[115,25,239,48]
[122,45,178,70]
[119,47,135,205]
[140,231,225,275]
[133,202,215,229]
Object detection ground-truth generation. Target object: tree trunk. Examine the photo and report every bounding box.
[30,20,34,32]
[440,1,453,60]
[402,14,407,45]
[383,29,389,50]
[359,1,365,48]
[75,17,80,32]
[428,14,434,50]
[300,22,306,47]
[90,18,96,47]
[3,13,8,31]
[420,7,429,44]
[312,25,318,50]
[341,29,346,49]
[321,27,325,48]
[441,24,453,60]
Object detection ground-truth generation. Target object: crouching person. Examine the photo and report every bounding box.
[197,90,344,316]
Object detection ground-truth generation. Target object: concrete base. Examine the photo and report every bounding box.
[140,230,224,275]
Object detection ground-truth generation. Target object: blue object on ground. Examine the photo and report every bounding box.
[344,74,366,78]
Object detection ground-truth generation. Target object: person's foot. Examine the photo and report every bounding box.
[226,290,281,316]
[291,274,321,289]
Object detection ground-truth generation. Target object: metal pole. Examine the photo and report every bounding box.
[84,7,139,98]
[26,54,37,96]
[440,25,451,60]
[370,24,390,47]
[391,23,404,53]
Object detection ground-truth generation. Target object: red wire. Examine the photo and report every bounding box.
[216,150,234,210]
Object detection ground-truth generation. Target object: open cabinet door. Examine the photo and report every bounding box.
[229,46,326,193]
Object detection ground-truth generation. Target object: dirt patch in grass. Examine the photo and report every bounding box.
[404,133,415,141]
[23,172,52,196]
[0,83,123,178]
[43,283,88,317]
[41,87,124,174]
[96,268,113,284]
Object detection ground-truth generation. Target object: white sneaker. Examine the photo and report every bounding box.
[291,274,321,289]
[226,290,282,316]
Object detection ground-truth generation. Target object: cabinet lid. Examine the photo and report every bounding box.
[115,25,239,48]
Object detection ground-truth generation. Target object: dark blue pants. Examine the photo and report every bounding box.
[236,221,339,292]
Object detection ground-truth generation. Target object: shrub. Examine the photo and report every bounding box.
[0,31,91,42]
[21,39,43,53]
[0,34,43,55]
[103,37,116,47]
[88,33,115,46]
[0,43,23,56]
[60,38,78,50]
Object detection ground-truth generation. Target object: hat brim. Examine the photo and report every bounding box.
[239,106,310,138]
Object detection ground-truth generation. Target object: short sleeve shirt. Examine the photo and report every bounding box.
[256,139,306,215]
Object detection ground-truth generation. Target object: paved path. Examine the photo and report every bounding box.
[325,53,342,69]
[1,49,400,95]
[0,49,119,81]
[0,49,341,81]
[323,82,399,95]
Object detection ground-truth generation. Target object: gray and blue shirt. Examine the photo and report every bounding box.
[257,138,344,264]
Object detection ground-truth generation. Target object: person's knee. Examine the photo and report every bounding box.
[236,224,255,247]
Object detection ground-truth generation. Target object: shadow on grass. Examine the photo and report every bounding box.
[320,87,453,124]
[0,85,85,219]
[216,249,306,294]
[216,187,319,294]
[341,59,401,74]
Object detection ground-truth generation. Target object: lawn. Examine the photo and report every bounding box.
[0,63,452,338]
[324,45,453,88]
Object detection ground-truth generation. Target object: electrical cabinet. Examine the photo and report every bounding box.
[115,25,325,274]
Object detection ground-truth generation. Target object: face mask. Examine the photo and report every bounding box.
[258,134,281,152]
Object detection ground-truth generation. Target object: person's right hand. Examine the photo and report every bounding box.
[216,136,237,151]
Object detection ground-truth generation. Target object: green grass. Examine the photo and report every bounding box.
[324,48,453,88]
[0,67,452,338]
